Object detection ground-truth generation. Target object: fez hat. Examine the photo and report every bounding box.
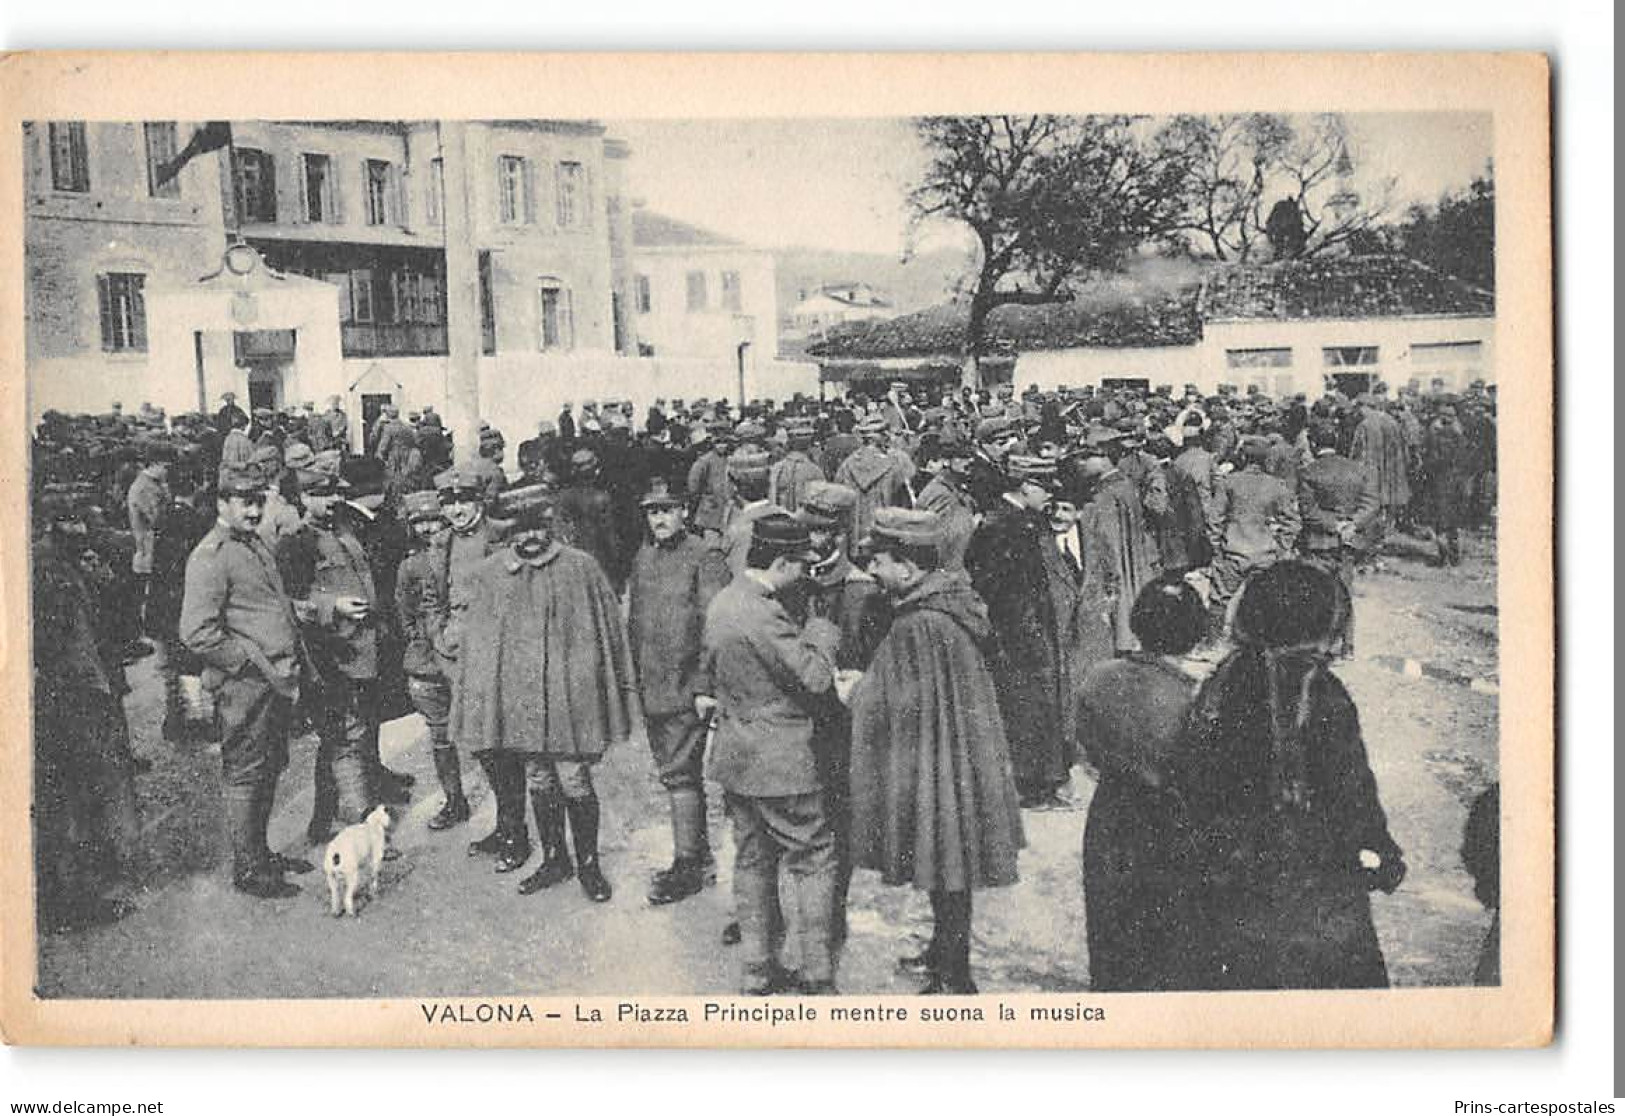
[750,512,818,563]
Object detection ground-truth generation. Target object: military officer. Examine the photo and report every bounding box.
[395,489,471,830]
[179,463,315,899]
[431,467,512,856]
[627,478,730,904]
[702,512,843,994]
[276,450,394,845]
[767,420,825,514]
[1296,422,1379,657]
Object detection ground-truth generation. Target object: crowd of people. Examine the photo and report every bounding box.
[30,372,1500,994]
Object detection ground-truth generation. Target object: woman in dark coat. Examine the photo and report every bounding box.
[849,508,1024,994]
[1167,561,1406,990]
[1074,575,1206,991]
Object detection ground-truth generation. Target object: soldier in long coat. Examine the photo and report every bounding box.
[966,456,1075,808]
[1075,446,1162,654]
[685,429,735,541]
[555,447,626,592]
[1419,406,1472,566]
[849,508,1024,994]
[767,422,825,514]
[627,481,729,905]
[833,416,910,542]
[913,431,980,571]
[1348,397,1412,555]
[451,488,638,902]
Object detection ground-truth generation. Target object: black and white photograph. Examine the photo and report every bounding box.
[0,51,1555,1050]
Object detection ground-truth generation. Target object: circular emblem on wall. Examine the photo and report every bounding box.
[231,290,258,325]
[224,243,260,276]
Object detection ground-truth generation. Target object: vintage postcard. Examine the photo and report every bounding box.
[0,51,1552,1048]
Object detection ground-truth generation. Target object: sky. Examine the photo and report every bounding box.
[606,112,1494,257]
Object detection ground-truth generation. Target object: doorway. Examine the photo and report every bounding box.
[361,392,394,456]
[235,328,297,413]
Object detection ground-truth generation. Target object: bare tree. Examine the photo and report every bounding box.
[1160,112,1395,262]
[909,115,1186,388]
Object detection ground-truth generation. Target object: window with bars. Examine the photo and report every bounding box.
[97,273,147,353]
[720,270,743,312]
[556,161,585,228]
[49,122,90,192]
[232,148,277,223]
[686,271,708,313]
[538,280,574,351]
[143,123,179,198]
[635,274,652,314]
[498,156,531,225]
[302,154,336,223]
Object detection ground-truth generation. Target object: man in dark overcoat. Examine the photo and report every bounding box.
[1297,422,1379,656]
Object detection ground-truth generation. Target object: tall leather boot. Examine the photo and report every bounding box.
[426,747,471,831]
[920,890,976,994]
[492,756,532,873]
[567,794,612,902]
[517,789,574,895]
[227,789,296,899]
[649,787,706,905]
[467,751,505,857]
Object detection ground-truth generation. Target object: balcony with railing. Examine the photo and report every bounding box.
[342,322,449,358]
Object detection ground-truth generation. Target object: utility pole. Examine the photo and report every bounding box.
[438,121,483,463]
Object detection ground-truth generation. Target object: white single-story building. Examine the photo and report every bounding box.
[810,256,1495,399]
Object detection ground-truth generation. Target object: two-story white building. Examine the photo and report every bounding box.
[630,210,778,367]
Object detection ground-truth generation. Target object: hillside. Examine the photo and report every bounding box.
[773,246,970,319]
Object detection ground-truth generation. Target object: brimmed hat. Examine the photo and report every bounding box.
[797,481,858,530]
[402,490,446,523]
[496,484,557,531]
[639,476,687,510]
[750,512,818,563]
[733,419,767,444]
[217,463,267,496]
[856,414,889,436]
[785,420,816,448]
[433,466,484,500]
[861,507,943,553]
[1006,454,1060,491]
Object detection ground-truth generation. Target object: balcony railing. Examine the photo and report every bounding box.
[341,323,449,358]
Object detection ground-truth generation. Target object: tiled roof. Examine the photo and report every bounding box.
[807,277,1203,360]
[1198,255,1494,321]
[808,255,1494,361]
[632,210,741,249]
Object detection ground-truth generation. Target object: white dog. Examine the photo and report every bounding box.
[324,806,392,918]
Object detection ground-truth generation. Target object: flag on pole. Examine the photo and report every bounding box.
[153,121,232,189]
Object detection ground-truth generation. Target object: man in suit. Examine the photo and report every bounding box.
[1297,422,1379,657]
[1206,436,1303,624]
[214,391,248,438]
[180,464,318,898]
[701,513,842,994]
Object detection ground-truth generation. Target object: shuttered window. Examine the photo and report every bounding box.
[143,123,179,198]
[49,122,90,192]
[556,161,585,228]
[538,280,574,351]
[232,148,277,223]
[498,155,532,225]
[97,273,147,352]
